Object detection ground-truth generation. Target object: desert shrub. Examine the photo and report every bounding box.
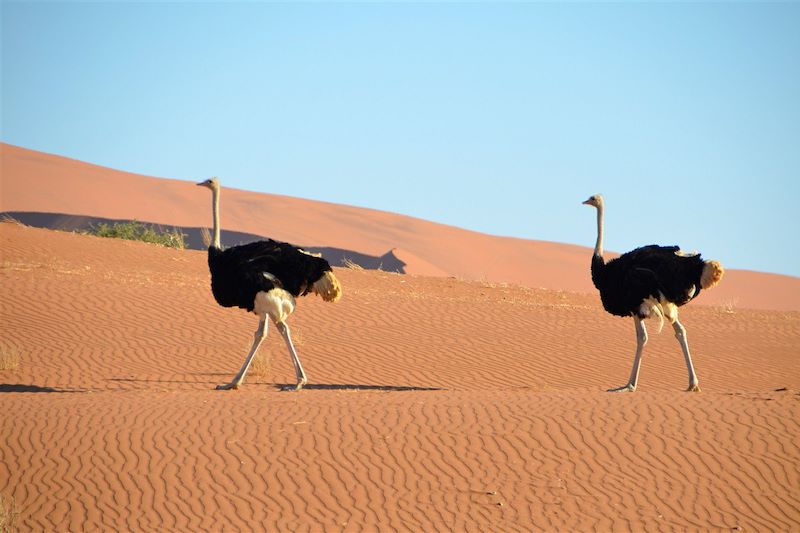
[0,346,19,371]
[342,258,364,270]
[0,493,19,533]
[89,221,186,249]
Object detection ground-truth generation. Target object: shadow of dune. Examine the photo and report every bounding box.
[303,247,407,273]
[2,211,407,272]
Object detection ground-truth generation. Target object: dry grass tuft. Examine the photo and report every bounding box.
[0,214,25,226]
[343,258,364,270]
[0,493,20,533]
[200,227,212,248]
[249,352,272,378]
[247,326,306,379]
[0,347,20,371]
[290,328,306,347]
[716,299,738,315]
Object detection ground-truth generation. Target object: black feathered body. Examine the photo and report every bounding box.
[591,245,706,318]
[208,240,333,312]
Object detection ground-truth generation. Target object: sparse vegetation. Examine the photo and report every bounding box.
[717,299,738,315]
[200,227,212,248]
[249,352,272,378]
[0,347,20,371]
[290,328,305,348]
[88,220,186,249]
[248,327,308,379]
[0,214,25,226]
[343,258,364,270]
[0,493,19,533]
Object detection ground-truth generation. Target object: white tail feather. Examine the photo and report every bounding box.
[652,302,665,333]
[640,294,678,334]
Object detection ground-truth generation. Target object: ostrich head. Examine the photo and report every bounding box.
[582,194,604,208]
[197,177,220,191]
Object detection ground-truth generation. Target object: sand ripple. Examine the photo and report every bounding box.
[1,224,798,532]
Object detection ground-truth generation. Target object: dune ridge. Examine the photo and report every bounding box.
[1,223,798,532]
[3,142,799,311]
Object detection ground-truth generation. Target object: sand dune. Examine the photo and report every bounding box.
[1,223,798,532]
[3,142,799,311]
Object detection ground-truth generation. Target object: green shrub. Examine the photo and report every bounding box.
[89,220,186,249]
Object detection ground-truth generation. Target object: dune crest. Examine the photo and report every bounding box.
[388,248,450,277]
[2,142,799,311]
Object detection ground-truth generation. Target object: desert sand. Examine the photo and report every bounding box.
[3,142,800,312]
[1,222,798,532]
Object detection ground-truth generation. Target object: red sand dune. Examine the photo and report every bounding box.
[0,223,798,532]
[2,142,799,311]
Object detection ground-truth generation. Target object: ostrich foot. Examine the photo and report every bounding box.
[294,378,307,391]
[215,382,240,391]
[687,383,701,392]
[608,383,636,393]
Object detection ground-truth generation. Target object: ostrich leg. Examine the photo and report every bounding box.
[609,317,647,392]
[275,321,307,391]
[672,319,701,392]
[216,317,267,390]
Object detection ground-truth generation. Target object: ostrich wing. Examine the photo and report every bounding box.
[623,266,663,304]
[219,239,333,298]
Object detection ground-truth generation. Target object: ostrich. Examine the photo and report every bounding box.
[582,193,724,392]
[197,177,341,391]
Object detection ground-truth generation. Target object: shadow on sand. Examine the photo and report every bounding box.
[2,211,407,272]
[108,377,443,392]
[274,383,445,392]
[0,383,88,393]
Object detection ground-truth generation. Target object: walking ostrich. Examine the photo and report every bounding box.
[583,194,724,392]
[197,177,341,391]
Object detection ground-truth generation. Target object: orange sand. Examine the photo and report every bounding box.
[1,223,798,532]
[3,142,799,312]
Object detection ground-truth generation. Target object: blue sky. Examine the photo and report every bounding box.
[3,1,799,277]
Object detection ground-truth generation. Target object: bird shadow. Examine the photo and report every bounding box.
[107,377,443,393]
[0,383,88,393]
[109,377,221,385]
[273,383,445,392]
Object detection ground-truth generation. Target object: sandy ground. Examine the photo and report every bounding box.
[1,223,798,532]
[3,142,800,312]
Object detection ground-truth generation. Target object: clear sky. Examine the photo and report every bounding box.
[2,1,799,277]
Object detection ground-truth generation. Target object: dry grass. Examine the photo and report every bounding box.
[290,327,306,347]
[0,214,25,226]
[0,494,19,533]
[247,326,306,379]
[716,298,739,315]
[227,338,272,379]
[200,227,212,248]
[249,352,272,378]
[0,347,20,371]
[342,258,364,270]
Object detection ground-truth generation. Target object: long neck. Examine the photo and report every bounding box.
[593,203,604,258]
[211,186,221,249]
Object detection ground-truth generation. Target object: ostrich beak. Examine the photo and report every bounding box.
[582,199,592,205]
